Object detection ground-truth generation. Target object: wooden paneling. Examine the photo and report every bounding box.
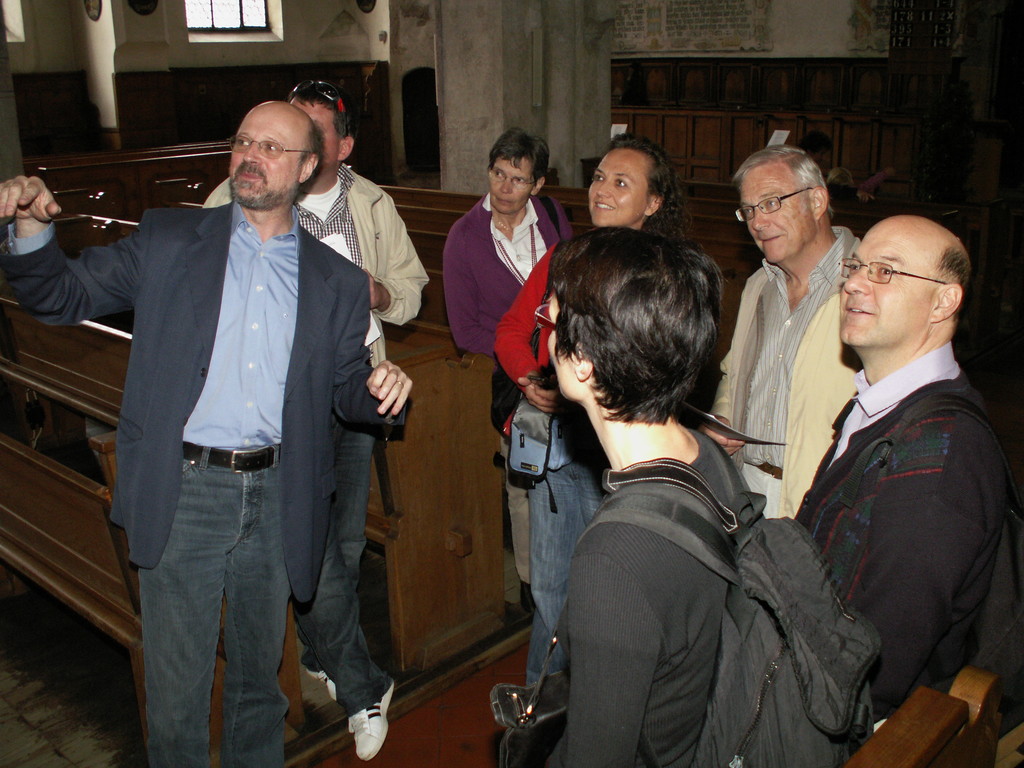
[690,115,725,180]
[16,61,394,183]
[678,63,714,105]
[641,63,674,105]
[113,72,178,149]
[804,63,844,110]
[720,64,753,106]
[612,56,952,116]
[12,72,102,156]
[760,64,800,108]
[631,113,662,144]
[836,118,878,180]
[850,63,889,110]
[613,106,922,196]
[727,114,761,178]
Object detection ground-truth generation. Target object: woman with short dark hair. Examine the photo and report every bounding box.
[543,227,735,768]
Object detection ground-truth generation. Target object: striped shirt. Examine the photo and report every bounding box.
[296,165,362,268]
[743,227,851,467]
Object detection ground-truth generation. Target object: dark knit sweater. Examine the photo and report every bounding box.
[550,433,733,768]
[797,375,1004,720]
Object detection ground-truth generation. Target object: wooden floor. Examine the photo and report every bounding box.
[3,330,1024,767]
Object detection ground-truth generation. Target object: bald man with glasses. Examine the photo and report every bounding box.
[703,145,859,519]
[797,215,1004,721]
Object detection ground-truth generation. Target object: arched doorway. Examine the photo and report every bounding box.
[402,67,440,172]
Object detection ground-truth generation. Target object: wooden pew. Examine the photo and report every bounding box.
[0,432,145,731]
[845,666,1002,768]
[364,322,504,669]
[24,146,231,222]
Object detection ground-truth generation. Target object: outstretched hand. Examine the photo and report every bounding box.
[367,360,411,417]
[0,176,62,238]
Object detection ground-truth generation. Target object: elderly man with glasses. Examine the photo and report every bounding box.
[703,144,859,519]
[0,101,412,768]
[206,81,427,761]
[796,215,1004,722]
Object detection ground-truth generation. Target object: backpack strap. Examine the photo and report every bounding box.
[592,469,742,586]
[536,195,569,241]
[839,391,1021,515]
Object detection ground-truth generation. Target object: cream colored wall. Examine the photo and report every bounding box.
[70,0,116,127]
[7,0,391,129]
[7,1,77,72]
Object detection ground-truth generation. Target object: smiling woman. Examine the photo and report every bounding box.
[493,132,688,686]
[588,133,687,240]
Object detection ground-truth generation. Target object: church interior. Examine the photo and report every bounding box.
[2,0,1024,766]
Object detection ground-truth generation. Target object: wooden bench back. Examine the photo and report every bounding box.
[0,432,140,648]
[845,666,1002,768]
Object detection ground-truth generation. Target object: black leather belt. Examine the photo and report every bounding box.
[183,442,280,472]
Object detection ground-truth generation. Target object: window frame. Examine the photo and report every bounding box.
[184,0,270,33]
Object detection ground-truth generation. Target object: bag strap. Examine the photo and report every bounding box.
[537,195,568,241]
[839,391,1021,514]
[592,469,743,586]
[522,631,561,720]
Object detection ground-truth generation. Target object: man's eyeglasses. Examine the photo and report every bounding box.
[228,135,312,160]
[489,167,535,191]
[535,303,556,330]
[735,187,813,222]
[841,257,948,285]
[289,80,346,113]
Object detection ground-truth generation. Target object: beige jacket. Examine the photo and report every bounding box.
[712,230,859,518]
[204,172,428,365]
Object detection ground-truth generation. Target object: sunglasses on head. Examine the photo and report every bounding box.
[289,80,346,113]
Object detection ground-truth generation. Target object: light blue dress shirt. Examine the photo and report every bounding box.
[183,204,301,448]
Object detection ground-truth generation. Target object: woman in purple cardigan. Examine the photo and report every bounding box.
[442,128,571,610]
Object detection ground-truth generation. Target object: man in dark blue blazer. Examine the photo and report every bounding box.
[0,101,410,768]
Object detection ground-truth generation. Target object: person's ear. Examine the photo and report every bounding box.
[810,186,828,217]
[644,194,663,218]
[337,135,355,164]
[932,283,964,324]
[573,355,594,384]
[298,152,319,184]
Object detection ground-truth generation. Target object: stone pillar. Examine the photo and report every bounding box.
[435,0,614,192]
[0,4,23,179]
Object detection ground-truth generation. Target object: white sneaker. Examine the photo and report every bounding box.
[305,667,338,701]
[348,681,394,761]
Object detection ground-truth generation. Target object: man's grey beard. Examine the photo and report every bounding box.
[230,163,301,211]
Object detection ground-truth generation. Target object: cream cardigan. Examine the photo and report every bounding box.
[712,235,859,518]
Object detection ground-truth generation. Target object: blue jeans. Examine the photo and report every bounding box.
[526,453,607,683]
[140,459,290,768]
[294,421,391,713]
